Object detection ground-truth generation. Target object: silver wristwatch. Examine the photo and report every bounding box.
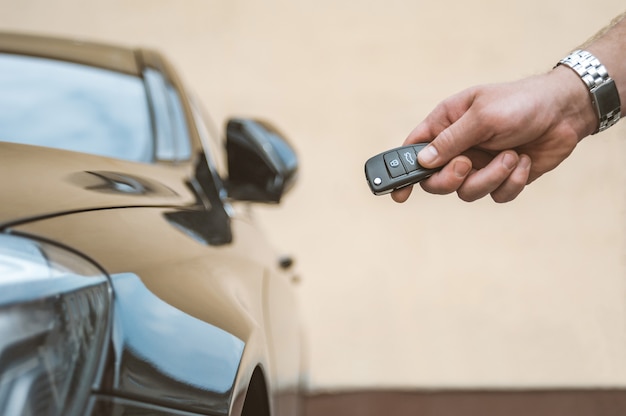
[558,49,621,134]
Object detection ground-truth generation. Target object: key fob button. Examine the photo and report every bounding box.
[383,151,406,178]
[364,143,441,195]
[412,144,427,154]
[399,147,418,173]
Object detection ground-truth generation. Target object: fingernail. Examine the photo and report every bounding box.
[519,155,531,169]
[453,160,471,178]
[419,145,438,165]
[502,153,517,170]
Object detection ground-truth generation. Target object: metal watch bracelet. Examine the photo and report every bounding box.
[557,49,621,134]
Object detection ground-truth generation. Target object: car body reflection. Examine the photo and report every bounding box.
[107,273,244,415]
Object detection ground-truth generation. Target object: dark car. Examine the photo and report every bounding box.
[0,31,305,416]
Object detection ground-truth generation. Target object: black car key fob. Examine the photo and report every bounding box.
[364,143,441,195]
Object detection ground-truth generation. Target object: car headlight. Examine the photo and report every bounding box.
[0,233,111,416]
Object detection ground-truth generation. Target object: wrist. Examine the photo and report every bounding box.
[548,65,598,139]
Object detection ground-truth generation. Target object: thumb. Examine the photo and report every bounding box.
[416,144,440,168]
[417,110,485,168]
[416,129,463,169]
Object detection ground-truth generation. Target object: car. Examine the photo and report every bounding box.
[0,31,306,416]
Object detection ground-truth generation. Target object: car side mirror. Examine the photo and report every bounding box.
[225,118,298,203]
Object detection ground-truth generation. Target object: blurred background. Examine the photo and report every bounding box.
[4,0,626,398]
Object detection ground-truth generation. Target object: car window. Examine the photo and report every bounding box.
[143,68,192,162]
[0,53,153,162]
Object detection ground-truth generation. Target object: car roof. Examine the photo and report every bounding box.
[0,30,142,75]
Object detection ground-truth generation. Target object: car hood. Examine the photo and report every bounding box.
[0,142,197,228]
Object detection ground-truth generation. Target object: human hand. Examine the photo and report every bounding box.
[392,65,597,203]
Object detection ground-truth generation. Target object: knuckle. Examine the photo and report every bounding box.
[436,127,465,157]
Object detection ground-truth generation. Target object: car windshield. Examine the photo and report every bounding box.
[0,53,152,162]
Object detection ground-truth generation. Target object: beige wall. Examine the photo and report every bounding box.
[4,0,626,392]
